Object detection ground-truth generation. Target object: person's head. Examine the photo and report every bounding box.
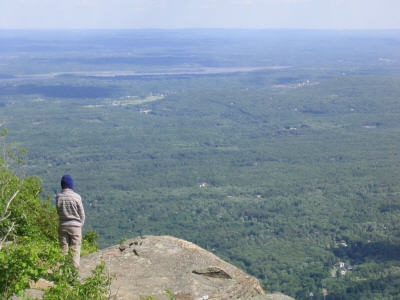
[61,174,74,190]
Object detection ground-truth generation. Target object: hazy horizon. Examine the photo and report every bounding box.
[1,0,399,30]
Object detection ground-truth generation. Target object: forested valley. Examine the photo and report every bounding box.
[1,29,400,299]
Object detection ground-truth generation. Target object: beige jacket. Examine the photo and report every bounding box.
[56,189,85,227]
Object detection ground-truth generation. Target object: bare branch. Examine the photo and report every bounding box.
[0,190,19,223]
[0,221,15,251]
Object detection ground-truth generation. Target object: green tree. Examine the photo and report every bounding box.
[0,130,110,298]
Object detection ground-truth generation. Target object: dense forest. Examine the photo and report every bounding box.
[1,29,400,299]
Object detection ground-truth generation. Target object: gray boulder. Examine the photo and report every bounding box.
[80,235,294,300]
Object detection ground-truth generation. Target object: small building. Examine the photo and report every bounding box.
[334,262,345,269]
[333,262,351,277]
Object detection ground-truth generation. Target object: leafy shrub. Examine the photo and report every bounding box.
[82,230,100,256]
[44,261,112,300]
[0,131,111,298]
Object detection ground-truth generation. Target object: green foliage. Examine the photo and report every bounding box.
[0,132,59,297]
[0,132,110,298]
[81,230,99,256]
[165,289,176,300]
[44,261,112,300]
[0,240,58,297]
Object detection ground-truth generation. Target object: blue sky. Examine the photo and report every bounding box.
[0,0,399,30]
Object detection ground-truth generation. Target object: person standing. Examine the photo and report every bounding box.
[56,174,85,270]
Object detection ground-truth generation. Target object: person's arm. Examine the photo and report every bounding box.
[55,194,60,216]
[77,196,85,226]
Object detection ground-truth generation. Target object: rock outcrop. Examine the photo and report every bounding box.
[80,235,294,300]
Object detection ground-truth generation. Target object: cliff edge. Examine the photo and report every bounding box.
[80,235,294,300]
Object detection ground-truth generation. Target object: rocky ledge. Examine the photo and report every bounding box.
[80,235,294,300]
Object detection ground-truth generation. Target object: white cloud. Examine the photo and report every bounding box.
[234,0,312,3]
[234,0,258,5]
[76,0,96,7]
[275,0,312,3]
[200,0,218,9]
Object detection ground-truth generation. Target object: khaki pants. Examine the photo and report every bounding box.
[59,226,82,269]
